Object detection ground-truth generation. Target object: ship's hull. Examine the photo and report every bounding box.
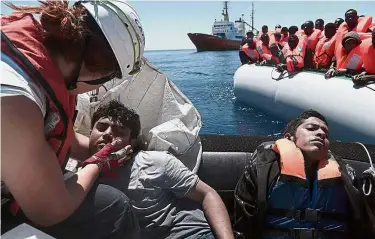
[187,33,241,51]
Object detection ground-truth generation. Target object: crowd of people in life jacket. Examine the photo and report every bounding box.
[239,9,375,85]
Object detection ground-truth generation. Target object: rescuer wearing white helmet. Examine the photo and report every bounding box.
[1,1,144,238]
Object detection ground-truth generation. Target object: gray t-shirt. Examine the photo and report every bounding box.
[100,151,211,239]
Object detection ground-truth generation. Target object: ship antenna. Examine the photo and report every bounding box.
[222,1,229,21]
[250,2,255,32]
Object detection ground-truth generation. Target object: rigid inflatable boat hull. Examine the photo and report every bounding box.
[234,65,375,144]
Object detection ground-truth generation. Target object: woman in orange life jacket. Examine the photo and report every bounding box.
[276,34,305,72]
[325,31,363,79]
[1,1,145,238]
[352,29,375,85]
[314,23,337,69]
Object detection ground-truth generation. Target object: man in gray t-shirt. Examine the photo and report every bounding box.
[88,101,234,239]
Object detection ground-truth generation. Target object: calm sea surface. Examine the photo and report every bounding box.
[144,49,287,136]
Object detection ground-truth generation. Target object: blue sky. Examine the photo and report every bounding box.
[2,1,375,50]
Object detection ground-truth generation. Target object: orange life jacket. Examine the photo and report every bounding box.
[280,35,288,47]
[282,40,306,72]
[338,16,373,35]
[240,43,259,62]
[360,38,375,75]
[256,41,280,64]
[358,32,372,40]
[335,43,363,71]
[257,31,273,41]
[256,41,271,59]
[336,16,373,51]
[269,33,282,48]
[303,29,322,52]
[273,138,341,181]
[313,34,337,68]
[1,13,76,214]
[295,29,305,39]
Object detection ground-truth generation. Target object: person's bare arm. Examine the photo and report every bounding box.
[1,96,101,227]
[70,131,90,161]
[187,180,234,239]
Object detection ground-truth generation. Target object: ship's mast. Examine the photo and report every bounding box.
[222,1,229,21]
[250,2,255,32]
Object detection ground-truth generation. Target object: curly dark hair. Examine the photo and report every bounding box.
[91,100,141,139]
[284,109,328,136]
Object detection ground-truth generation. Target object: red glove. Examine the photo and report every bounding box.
[82,142,123,178]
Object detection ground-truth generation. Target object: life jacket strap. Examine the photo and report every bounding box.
[265,227,348,239]
[267,207,348,223]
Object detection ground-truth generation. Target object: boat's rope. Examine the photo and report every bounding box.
[271,67,300,80]
[356,142,375,196]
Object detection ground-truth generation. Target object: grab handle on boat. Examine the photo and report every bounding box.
[356,142,374,196]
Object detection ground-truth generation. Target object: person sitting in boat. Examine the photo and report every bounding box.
[315,18,325,31]
[256,34,272,62]
[239,39,259,65]
[335,17,345,29]
[91,100,234,239]
[273,32,283,49]
[325,31,363,79]
[277,34,305,72]
[288,25,299,36]
[352,29,375,85]
[241,31,255,47]
[340,9,373,34]
[301,21,322,68]
[234,109,375,239]
[313,23,337,69]
[297,23,305,37]
[1,1,145,238]
[269,43,284,65]
[336,9,373,44]
[257,25,269,40]
[275,24,282,33]
[280,27,289,45]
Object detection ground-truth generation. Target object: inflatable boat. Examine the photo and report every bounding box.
[2,58,375,238]
[234,64,375,144]
[2,134,375,238]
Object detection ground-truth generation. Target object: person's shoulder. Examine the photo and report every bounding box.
[251,141,278,164]
[134,150,172,167]
[257,141,276,151]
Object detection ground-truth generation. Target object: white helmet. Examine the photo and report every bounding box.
[80,0,145,76]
